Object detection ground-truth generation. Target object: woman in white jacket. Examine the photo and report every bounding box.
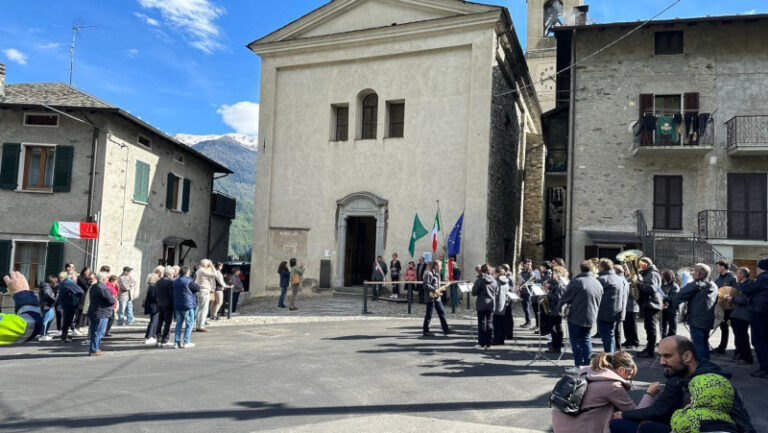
[193,259,226,332]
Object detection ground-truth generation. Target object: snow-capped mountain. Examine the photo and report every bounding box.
[174,133,259,151]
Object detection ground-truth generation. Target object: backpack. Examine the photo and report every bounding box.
[549,375,588,416]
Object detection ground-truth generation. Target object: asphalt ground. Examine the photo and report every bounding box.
[1,295,766,433]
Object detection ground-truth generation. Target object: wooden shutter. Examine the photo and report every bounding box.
[45,242,65,280]
[0,240,11,289]
[0,143,21,190]
[639,94,653,117]
[134,161,150,203]
[654,176,683,230]
[683,93,699,112]
[181,178,191,212]
[166,172,175,209]
[52,145,74,192]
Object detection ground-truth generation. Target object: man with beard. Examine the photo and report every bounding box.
[609,336,755,433]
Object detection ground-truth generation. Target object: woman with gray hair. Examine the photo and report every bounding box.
[193,259,226,331]
[672,263,718,361]
[86,272,116,356]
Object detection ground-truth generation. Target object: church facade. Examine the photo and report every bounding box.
[247,0,543,293]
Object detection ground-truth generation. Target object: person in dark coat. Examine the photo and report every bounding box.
[58,271,84,343]
[75,267,91,330]
[154,267,175,347]
[673,263,718,362]
[502,264,515,340]
[517,259,536,328]
[143,274,160,345]
[173,267,200,348]
[472,264,498,350]
[38,275,58,340]
[277,261,290,308]
[416,257,428,303]
[637,258,663,358]
[660,269,680,338]
[736,258,768,378]
[597,259,624,354]
[86,272,117,356]
[619,265,640,349]
[726,267,753,365]
[422,261,453,337]
[559,261,603,369]
[389,253,402,298]
[492,267,509,346]
[712,260,738,355]
[370,256,388,300]
[613,265,629,351]
[545,266,567,353]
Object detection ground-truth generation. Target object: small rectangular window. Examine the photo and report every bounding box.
[24,113,59,127]
[332,105,348,141]
[137,134,152,148]
[655,31,683,55]
[653,175,683,230]
[173,151,185,165]
[22,145,56,190]
[387,102,405,138]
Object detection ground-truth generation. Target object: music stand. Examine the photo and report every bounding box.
[527,295,563,367]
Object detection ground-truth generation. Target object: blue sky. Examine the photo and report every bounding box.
[1,0,764,136]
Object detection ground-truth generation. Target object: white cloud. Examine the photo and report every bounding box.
[127,48,139,58]
[134,12,160,26]
[38,42,61,50]
[744,9,757,15]
[137,0,225,54]
[3,48,28,65]
[217,101,259,135]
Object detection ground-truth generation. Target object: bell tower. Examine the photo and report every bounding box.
[525,0,585,112]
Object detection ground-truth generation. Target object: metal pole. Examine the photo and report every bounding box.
[227,287,233,319]
[363,284,369,314]
[451,284,456,314]
[407,283,412,314]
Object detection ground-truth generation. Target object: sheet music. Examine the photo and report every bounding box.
[458,283,472,293]
[529,284,546,296]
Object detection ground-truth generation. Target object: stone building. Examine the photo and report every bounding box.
[549,14,768,273]
[0,67,234,303]
[247,0,543,293]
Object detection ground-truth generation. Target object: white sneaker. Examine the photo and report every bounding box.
[145,338,157,345]
[565,366,580,374]
[231,312,240,316]
[182,342,196,349]
[39,335,53,342]
[393,294,399,299]
[52,330,62,337]
[544,334,552,341]
[174,342,182,349]
[72,329,85,336]
[474,344,485,350]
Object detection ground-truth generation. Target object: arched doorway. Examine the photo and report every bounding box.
[335,192,387,287]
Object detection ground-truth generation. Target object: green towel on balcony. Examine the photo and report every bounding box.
[656,115,678,143]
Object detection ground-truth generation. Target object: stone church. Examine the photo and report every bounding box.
[247,0,546,293]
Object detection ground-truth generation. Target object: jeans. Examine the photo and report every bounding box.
[476,310,493,347]
[118,300,134,325]
[689,326,711,361]
[568,322,592,366]
[521,294,531,324]
[643,308,659,352]
[597,319,616,353]
[278,285,288,307]
[609,419,671,433]
[623,312,639,346]
[731,317,753,362]
[145,312,159,339]
[88,317,108,353]
[41,308,54,336]
[750,311,768,371]
[195,290,211,329]
[231,291,241,312]
[157,308,174,343]
[423,299,449,333]
[661,310,677,338]
[174,309,195,344]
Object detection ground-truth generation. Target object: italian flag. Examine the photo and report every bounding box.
[49,221,99,241]
[430,211,441,254]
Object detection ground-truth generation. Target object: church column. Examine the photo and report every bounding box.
[335,213,347,287]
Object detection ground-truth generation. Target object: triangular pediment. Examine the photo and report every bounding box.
[250,0,500,45]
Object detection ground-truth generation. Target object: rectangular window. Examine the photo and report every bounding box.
[22,145,56,190]
[13,241,47,287]
[173,151,185,165]
[137,134,152,148]
[24,113,59,127]
[166,173,189,212]
[655,31,683,55]
[171,176,181,210]
[387,101,405,138]
[653,175,683,230]
[332,105,348,141]
[133,160,150,203]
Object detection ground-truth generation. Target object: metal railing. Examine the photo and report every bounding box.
[633,117,714,150]
[726,115,768,149]
[698,209,767,241]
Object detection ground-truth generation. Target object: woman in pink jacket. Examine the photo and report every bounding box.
[404,262,417,299]
[552,351,653,433]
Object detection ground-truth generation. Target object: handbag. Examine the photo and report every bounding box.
[292,274,300,285]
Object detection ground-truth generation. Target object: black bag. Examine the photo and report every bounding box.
[549,375,588,416]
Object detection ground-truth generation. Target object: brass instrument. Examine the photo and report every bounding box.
[429,283,452,299]
[540,295,551,314]
[616,249,643,301]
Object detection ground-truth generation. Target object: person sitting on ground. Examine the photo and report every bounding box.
[0,271,42,345]
[670,373,738,433]
[609,335,755,433]
[552,351,651,433]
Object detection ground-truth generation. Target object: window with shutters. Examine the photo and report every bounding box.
[653,175,683,230]
[13,241,47,287]
[166,173,189,212]
[133,160,150,204]
[22,145,56,191]
[638,93,700,146]
[331,104,348,141]
[655,31,683,55]
[387,101,405,138]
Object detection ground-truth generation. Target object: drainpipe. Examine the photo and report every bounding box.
[82,114,101,270]
[566,29,577,273]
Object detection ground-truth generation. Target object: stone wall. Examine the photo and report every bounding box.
[522,133,545,262]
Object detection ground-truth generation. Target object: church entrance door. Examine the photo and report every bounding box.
[344,216,376,286]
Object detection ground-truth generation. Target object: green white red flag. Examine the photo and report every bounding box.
[49,221,99,241]
[430,211,441,254]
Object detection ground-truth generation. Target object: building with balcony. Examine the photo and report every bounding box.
[0,64,234,303]
[547,13,768,273]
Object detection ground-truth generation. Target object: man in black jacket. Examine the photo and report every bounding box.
[610,336,755,433]
[597,259,624,354]
[87,272,117,356]
[154,267,175,347]
[637,258,662,358]
[673,263,718,362]
[712,260,737,355]
[38,275,58,341]
[416,257,428,303]
[559,261,602,370]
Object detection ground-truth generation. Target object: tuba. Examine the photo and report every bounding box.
[616,249,643,301]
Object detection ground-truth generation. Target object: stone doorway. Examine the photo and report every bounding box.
[344,216,376,286]
[334,192,388,287]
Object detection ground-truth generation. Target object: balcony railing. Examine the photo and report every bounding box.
[726,115,768,150]
[211,191,236,219]
[698,209,767,241]
[632,116,713,154]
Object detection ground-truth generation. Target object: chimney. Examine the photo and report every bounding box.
[0,63,5,102]
[573,5,590,26]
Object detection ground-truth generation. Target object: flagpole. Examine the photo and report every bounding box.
[436,200,448,255]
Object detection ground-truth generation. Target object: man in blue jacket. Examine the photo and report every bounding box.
[173,266,200,349]
[737,257,768,378]
[87,272,116,356]
[672,263,718,362]
[58,271,84,343]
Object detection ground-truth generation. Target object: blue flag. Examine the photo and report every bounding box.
[447,213,464,257]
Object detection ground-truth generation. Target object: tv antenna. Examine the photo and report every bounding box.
[69,24,97,85]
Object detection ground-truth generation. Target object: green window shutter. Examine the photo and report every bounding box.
[134,161,150,202]
[0,143,21,190]
[52,145,74,192]
[181,178,191,212]
[166,172,175,209]
[44,242,65,281]
[0,240,11,290]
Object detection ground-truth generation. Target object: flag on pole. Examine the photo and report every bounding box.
[408,214,429,258]
[430,211,441,254]
[447,213,464,257]
[49,221,99,241]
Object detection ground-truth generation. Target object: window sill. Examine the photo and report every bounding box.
[354,139,378,144]
[384,136,404,140]
[329,139,348,143]
[169,208,183,213]
[15,188,54,194]
[132,200,149,206]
